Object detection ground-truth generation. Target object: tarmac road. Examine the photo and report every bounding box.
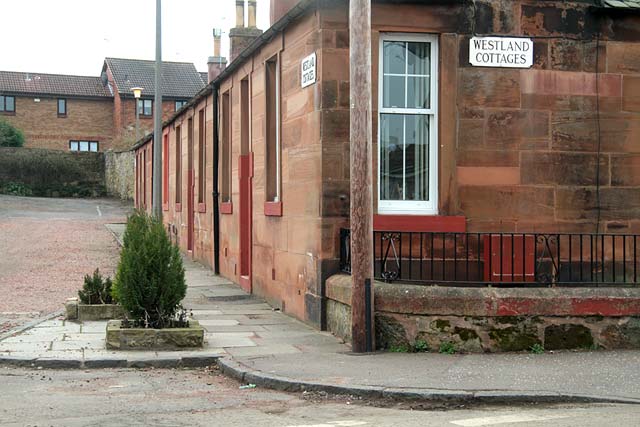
[1,366,639,427]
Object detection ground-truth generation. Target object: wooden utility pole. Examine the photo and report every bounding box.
[349,0,374,353]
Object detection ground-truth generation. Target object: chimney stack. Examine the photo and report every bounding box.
[207,28,227,83]
[229,0,263,63]
[270,0,299,26]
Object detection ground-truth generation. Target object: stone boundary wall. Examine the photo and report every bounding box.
[104,150,134,200]
[326,274,640,352]
[0,147,106,198]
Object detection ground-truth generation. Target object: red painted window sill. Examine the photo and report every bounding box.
[264,201,283,217]
[175,202,182,212]
[162,203,169,211]
[221,202,233,214]
[373,215,466,232]
[198,203,207,213]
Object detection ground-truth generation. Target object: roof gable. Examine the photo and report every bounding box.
[104,58,205,99]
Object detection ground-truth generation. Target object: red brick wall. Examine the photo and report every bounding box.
[2,96,113,151]
[115,98,183,150]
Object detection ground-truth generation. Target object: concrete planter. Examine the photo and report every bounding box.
[106,320,204,350]
[65,298,125,321]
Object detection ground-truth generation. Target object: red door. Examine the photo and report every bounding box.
[187,170,194,252]
[239,153,253,292]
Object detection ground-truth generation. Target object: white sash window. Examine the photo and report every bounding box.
[378,34,438,214]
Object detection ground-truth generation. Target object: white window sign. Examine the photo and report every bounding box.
[301,52,316,88]
[469,37,533,68]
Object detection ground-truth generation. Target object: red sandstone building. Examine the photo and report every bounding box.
[0,59,205,151]
[135,0,640,350]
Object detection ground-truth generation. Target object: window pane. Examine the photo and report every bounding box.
[70,141,79,151]
[404,115,429,201]
[58,99,66,114]
[137,100,143,114]
[380,114,405,201]
[0,96,4,111]
[383,75,405,108]
[407,76,430,109]
[407,42,430,75]
[383,41,405,74]
[79,141,89,151]
[144,100,152,115]
[6,96,14,112]
[90,142,98,152]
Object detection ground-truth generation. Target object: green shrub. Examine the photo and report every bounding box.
[113,211,186,328]
[1,182,32,196]
[0,120,24,147]
[529,343,545,354]
[439,341,457,354]
[78,269,114,305]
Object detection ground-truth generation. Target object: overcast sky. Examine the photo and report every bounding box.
[0,0,270,76]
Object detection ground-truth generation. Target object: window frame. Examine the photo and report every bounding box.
[69,140,99,152]
[0,95,15,114]
[137,99,153,116]
[220,90,232,207]
[377,33,439,215]
[162,132,169,210]
[175,125,182,208]
[57,98,67,117]
[175,100,187,111]
[197,108,206,209]
[265,54,281,206]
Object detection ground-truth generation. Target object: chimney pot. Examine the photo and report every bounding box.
[248,0,257,27]
[236,0,245,28]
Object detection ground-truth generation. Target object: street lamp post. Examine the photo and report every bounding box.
[131,87,143,141]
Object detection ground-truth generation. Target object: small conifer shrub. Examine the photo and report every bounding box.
[78,269,114,305]
[113,211,186,328]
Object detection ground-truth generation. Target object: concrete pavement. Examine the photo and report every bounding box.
[2,252,640,404]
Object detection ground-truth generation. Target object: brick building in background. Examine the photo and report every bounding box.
[135,0,640,350]
[102,58,205,149]
[0,71,113,151]
[0,59,205,152]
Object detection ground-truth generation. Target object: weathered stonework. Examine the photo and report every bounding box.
[326,274,640,352]
[106,320,204,350]
[104,150,134,200]
[65,299,126,321]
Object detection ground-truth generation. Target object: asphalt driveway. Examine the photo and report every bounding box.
[0,195,129,333]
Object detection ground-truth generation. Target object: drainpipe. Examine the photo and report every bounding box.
[212,85,220,274]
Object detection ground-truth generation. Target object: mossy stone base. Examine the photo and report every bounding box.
[106,320,204,350]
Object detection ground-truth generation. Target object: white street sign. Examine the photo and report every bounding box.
[469,37,533,68]
[301,52,316,88]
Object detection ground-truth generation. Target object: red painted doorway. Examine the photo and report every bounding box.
[239,154,253,292]
[187,118,195,253]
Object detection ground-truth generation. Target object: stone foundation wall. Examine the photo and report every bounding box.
[326,274,640,352]
[105,150,134,200]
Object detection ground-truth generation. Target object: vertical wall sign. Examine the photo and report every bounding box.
[301,52,317,88]
[469,37,533,68]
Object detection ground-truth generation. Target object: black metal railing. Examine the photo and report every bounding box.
[339,229,640,287]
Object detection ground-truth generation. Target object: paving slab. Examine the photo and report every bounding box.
[3,254,640,405]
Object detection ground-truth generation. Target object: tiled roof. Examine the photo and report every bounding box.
[104,58,205,99]
[601,0,640,8]
[199,72,209,84]
[0,71,111,98]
